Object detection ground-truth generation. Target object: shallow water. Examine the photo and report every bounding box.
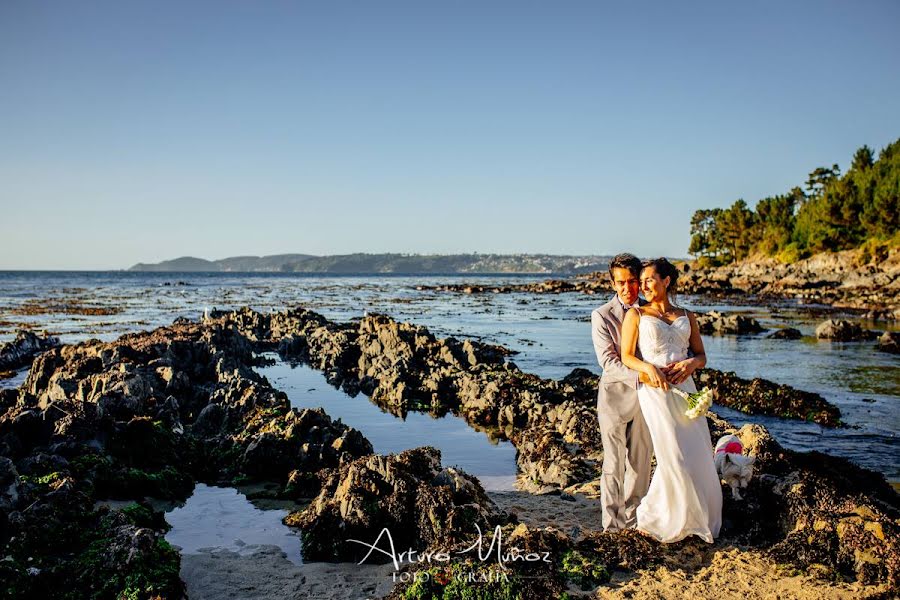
[1,271,897,483]
[163,483,303,565]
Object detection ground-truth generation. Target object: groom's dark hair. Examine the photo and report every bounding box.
[608,253,642,279]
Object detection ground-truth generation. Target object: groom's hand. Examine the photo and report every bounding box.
[638,372,659,388]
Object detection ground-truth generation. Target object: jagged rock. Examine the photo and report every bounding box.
[0,330,60,372]
[768,327,802,340]
[284,447,509,562]
[192,402,226,437]
[696,311,766,335]
[815,319,878,341]
[577,529,663,573]
[876,331,900,354]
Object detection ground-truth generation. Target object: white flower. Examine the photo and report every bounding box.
[673,387,714,419]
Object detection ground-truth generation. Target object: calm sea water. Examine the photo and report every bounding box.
[1,271,897,485]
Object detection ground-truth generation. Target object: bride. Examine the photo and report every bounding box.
[620,257,722,543]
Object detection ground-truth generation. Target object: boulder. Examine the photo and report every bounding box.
[876,331,900,354]
[768,327,802,340]
[815,319,878,341]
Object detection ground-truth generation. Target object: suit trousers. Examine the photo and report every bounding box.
[598,399,652,531]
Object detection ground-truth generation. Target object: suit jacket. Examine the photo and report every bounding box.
[591,294,645,421]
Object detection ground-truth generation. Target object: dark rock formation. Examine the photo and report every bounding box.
[219,309,601,493]
[416,278,606,296]
[383,523,572,600]
[695,368,841,427]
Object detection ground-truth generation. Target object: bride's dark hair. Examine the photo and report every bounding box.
[642,257,680,304]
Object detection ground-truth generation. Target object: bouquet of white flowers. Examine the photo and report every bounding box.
[672,387,714,419]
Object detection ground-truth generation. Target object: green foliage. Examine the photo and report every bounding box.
[559,549,610,590]
[401,563,524,600]
[19,471,65,488]
[688,139,900,264]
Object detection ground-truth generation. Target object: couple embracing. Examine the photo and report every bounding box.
[591,254,722,543]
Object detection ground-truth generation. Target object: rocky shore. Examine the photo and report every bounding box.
[678,248,900,316]
[0,307,896,599]
[419,247,900,317]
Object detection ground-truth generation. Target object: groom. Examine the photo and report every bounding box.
[591,253,655,531]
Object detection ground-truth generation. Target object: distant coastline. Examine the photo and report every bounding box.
[127,253,616,275]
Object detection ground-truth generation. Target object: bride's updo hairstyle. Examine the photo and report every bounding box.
[642,257,679,303]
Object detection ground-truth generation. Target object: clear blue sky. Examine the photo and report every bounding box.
[1,1,898,269]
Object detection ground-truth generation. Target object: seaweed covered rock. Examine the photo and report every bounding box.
[0,474,183,600]
[512,425,599,494]
[285,446,509,562]
[695,368,842,427]
[724,425,900,589]
[576,529,663,574]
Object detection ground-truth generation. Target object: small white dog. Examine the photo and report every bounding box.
[714,434,756,500]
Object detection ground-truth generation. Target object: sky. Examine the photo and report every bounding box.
[1,1,899,270]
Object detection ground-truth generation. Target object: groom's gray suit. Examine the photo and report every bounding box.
[591,295,652,531]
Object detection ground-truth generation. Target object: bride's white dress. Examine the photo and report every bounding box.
[636,312,722,543]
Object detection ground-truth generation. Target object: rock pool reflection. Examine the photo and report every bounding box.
[258,359,518,491]
[164,483,303,565]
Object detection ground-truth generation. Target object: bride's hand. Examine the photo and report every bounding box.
[664,359,696,385]
[646,365,669,391]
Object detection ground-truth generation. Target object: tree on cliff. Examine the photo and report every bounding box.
[688,137,900,264]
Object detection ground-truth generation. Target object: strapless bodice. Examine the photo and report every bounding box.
[637,314,691,367]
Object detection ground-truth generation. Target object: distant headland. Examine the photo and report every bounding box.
[128,253,615,274]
